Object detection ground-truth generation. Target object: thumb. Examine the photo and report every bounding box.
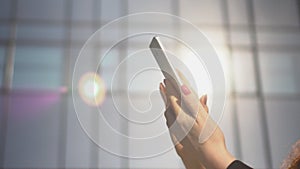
[159,82,167,107]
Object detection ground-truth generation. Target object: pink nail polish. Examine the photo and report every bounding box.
[181,85,191,95]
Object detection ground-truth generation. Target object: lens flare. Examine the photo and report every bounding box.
[78,72,106,106]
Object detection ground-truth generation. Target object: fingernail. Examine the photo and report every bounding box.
[181,85,191,95]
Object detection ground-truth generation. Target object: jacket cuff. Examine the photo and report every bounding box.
[227,160,253,169]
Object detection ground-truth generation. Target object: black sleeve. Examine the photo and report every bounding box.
[227,160,253,169]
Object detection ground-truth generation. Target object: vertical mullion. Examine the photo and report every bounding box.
[296,0,300,27]
[2,9,17,91]
[89,0,101,168]
[171,0,180,51]
[246,1,273,168]
[171,0,179,17]
[0,0,18,167]
[220,0,243,160]
[57,0,72,168]
[119,0,129,168]
[295,0,300,94]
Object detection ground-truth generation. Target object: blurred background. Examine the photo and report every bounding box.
[1,0,300,168]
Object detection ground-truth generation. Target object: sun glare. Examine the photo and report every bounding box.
[78,72,106,106]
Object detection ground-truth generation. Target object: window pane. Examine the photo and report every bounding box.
[128,95,183,168]
[257,31,300,48]
[72,0,94,22]
[219,99,237,158]
[17,0,64,21]
[0,0,11,19]
[236,97,267,168]
[228,0,248,25]
[254,0,299,26]
[0,25,10,40]
[232,50,256,93]
[259,52,297,94]
[0,47,5,86]
[65,95,91,168]
[126,54,163,93]
[100,1,121,21]
[71,27,94,45]
[98,26,120,44]
[293,56,300,93]
[101,48,119,69]
[266,99,300,168]
[230,29,251,47]
[128,0,172,13]
[180,0,223,25]
[17,24,65,41]
[202,29,226,46]
[13,46,63,89]
[97,97,125,168]
[4,91,62,168]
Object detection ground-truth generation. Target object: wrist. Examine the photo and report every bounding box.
[201,144,235,169]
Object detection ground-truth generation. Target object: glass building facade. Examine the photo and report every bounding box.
[0,0,300,168]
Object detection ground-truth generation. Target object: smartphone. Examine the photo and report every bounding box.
[149,36,183,91]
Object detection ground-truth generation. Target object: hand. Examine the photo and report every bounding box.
[159,72,235,169]
[160,83,206,169]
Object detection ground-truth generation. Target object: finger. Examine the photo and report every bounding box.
[200,94,209,113]
[203,94,209,112]
[160,82,167,94]
[169,95,201,138]
[180,84,204,118]
[159,83,167,107]
[176,69,190,86]
[169,95,198,123]
[176,69,197,95]
[165,79,180,100]
[164,106,176,128]
[200,95,205,105]
[176,70,207,117]
[169,95,182,117]
[203,94,207,105]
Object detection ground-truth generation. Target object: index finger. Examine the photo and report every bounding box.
[176,69,198,96]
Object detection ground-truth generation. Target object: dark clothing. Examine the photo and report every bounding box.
[227,160,253,169]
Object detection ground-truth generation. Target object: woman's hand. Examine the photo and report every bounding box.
[160,83,206,169]
[159,73,235,169]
